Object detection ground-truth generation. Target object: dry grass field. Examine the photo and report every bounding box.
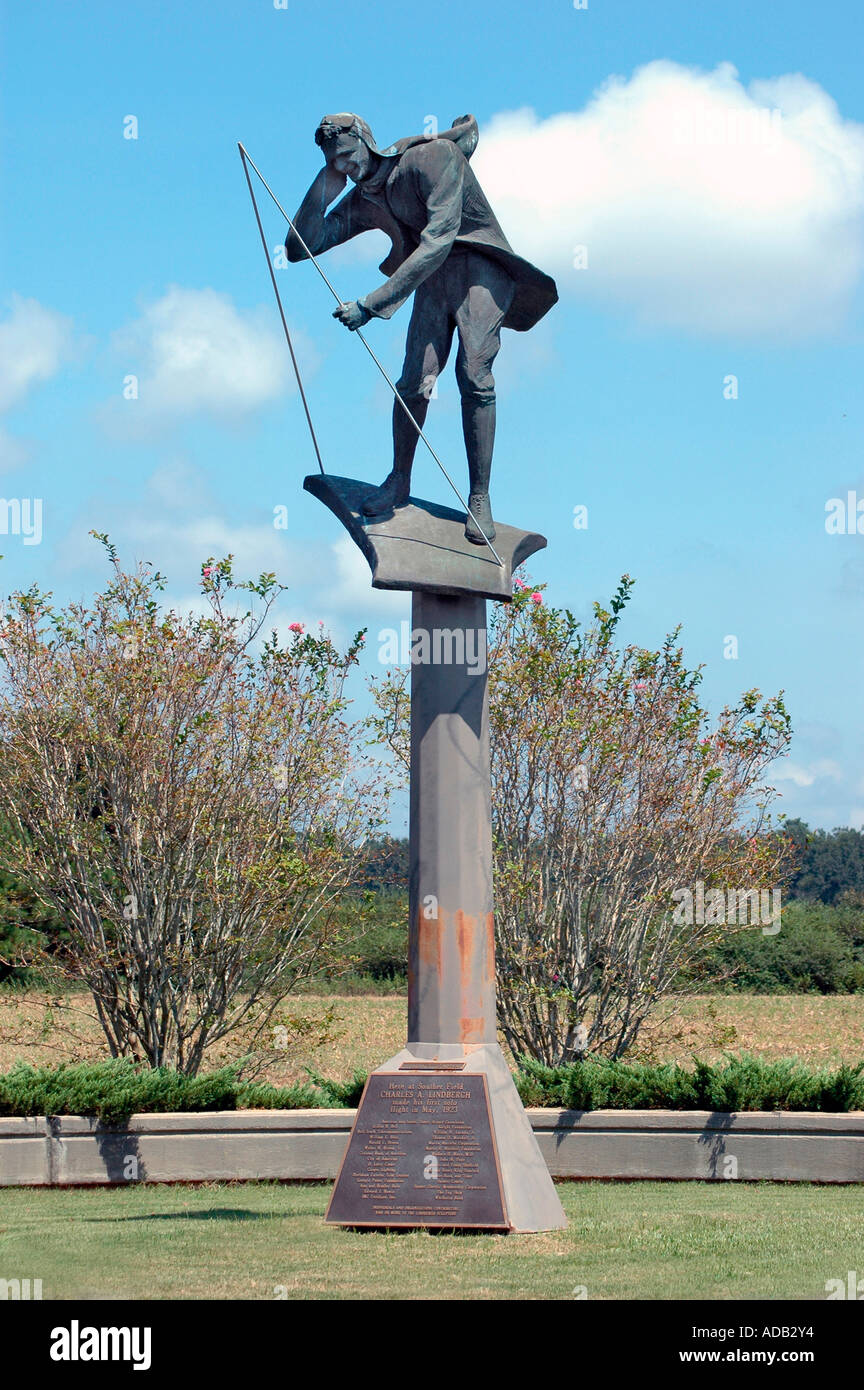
[1,988,863,1083]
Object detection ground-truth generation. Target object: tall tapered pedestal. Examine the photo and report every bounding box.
[307,476,566,1232]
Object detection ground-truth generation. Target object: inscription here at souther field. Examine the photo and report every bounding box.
[326,1074,508,1228]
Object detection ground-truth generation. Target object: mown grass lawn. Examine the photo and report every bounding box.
[1,1181,862,1300]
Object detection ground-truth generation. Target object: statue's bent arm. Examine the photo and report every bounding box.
[362,143,465,321]
[284,173,371,263]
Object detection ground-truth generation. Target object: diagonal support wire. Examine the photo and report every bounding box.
[238,142,504,567]
[240,145,324,474]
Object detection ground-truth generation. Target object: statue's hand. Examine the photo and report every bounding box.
[333,300,371,332]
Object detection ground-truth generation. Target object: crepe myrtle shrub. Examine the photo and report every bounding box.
[368,575,793,1064]
[0,536,385,1074]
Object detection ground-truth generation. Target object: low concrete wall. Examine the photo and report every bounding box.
[532,1109,864,1183]
[1,1109,863,1187]
[0,1111,352,1187]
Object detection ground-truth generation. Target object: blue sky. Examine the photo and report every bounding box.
[1,0,863,831]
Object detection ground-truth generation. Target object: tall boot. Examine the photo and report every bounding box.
[463,397,496,544]
[362,394,430,518]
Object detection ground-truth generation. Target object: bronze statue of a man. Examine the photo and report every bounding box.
[285,112,558,543]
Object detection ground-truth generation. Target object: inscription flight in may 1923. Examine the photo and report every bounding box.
[325,1073,509,1229]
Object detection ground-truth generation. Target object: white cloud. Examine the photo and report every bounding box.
[775,758,844,788]
[327,228,391,269]
[475,61,864,337]
[183,532,403,648]
[248,535,408,649]
[57,461,407,651]
[0,297,75,468]
[143,457,211,511]
[108,286,317,425]
[124,513,296,582]
[775,764,814,789]
[59,495,403,636]
[57,471,299,582]
[320,534,408,618]
[0,429,30,472]
[0,295,75,412]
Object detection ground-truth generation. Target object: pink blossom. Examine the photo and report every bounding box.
[202,566,214,579]
[635,681,648,691]
[513,577,526,590]
[531,592,542,605]
[288,621,304,634]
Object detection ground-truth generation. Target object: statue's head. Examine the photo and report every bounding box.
[315,113,384,182]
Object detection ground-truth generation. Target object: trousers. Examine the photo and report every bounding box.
[395,248,516,405]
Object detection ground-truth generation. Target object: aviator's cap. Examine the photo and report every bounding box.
[314,112,395,159]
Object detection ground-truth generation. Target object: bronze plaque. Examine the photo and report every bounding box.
[325,1072,508,1229]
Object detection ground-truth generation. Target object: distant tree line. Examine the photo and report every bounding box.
[5,824,864,995]
[783,819,864,904]
[355,821,864,906]
[347,824,864,997]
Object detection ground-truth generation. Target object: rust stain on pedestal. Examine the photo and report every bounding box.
[456,910,485,1042]
[418,913,443,982]
[456,910,475,969]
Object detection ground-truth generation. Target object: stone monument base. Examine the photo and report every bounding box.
[306,473,565,1234]
[325,1043,566,1233]
[304,473,546,601]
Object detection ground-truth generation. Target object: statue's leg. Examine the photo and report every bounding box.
[362,278,454,518]
[453,255,516,544]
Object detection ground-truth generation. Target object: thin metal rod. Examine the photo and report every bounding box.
[238,143,504,567]
[238,143,324,475]
[350,329,504,567]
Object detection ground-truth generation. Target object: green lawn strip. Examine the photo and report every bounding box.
[1,1182,862,1300]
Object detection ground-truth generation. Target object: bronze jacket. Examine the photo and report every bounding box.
[286,138,558,333]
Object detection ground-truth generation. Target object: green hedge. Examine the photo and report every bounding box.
[1,1054,864,1120]
[0,1060,341,1125]
[513,1054,864,1112]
